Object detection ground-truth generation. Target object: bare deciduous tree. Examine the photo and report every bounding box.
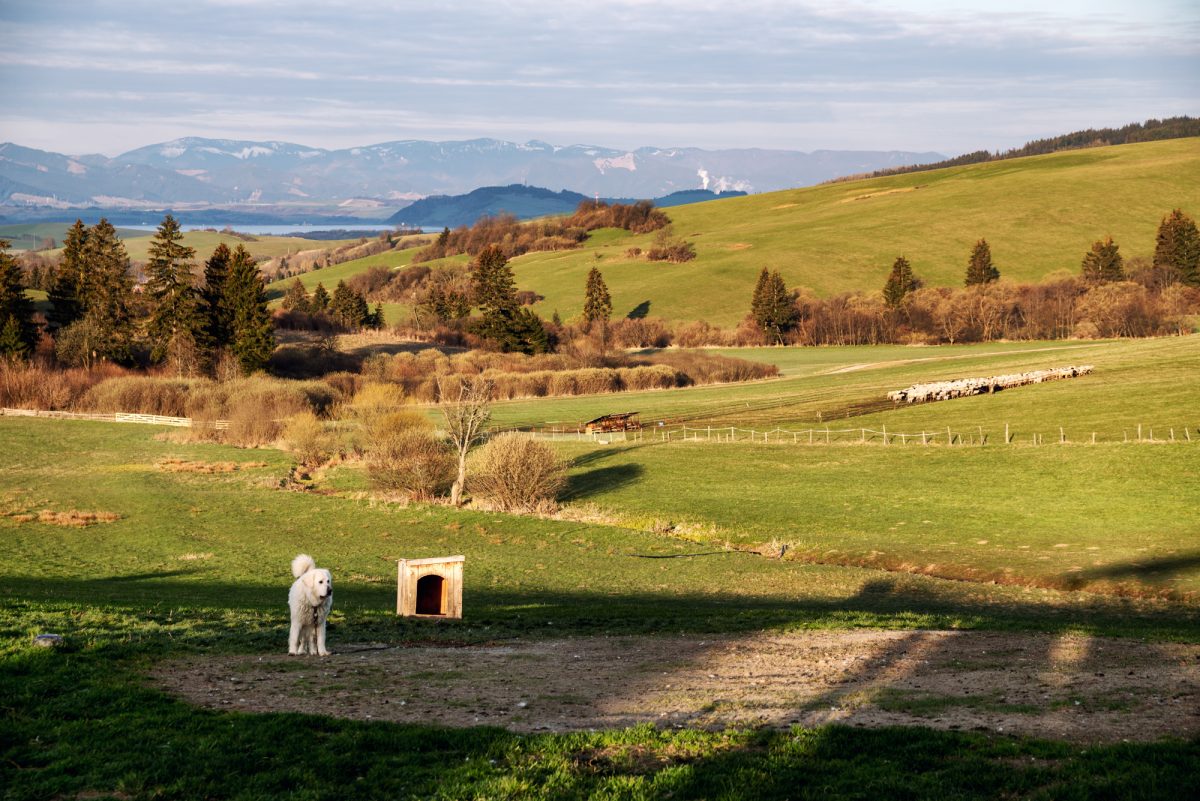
[439,376,493,506]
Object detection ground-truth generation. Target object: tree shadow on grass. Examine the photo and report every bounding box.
[1061,551,1200,594]
[562,464,645,501]
[626,300,651,319]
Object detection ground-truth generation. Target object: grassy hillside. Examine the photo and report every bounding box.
[511,138,1200,325]
[485,336,1198,435]
[0,222,147,251]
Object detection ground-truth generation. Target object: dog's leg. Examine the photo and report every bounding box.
[288,619,301,655]
[317,619,329,657]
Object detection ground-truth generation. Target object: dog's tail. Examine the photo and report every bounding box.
[291,553,316,578]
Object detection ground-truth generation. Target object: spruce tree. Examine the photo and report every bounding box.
[145,214,203,365]
[310,282,331,313]
[964,238,1000,285]
[370,303,385,329]
[74,219,134,363]
[750,268,794,343]
[1154,209,1200,286]
[470,245,546,353]
[329,281,370,328]
[1081,236,1124,283]
[0,240,38,362]
[281,278,311,313]
[202,243,234,347]
[47,219,88,332]
[224,245,275,374]
[882,256,917,309]
[582,267,612,332]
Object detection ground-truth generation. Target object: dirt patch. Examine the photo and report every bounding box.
[157,459,268,474]
[727,243,753,251]
[151,630,1199,742]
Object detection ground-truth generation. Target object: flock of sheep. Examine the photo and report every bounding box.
[888,365,1094,404]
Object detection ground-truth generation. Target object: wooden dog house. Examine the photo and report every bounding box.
[396,555,464,618]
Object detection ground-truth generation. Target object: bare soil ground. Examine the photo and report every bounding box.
[152,630,1199,743]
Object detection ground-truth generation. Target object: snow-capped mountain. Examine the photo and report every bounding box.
[0,137,944,212]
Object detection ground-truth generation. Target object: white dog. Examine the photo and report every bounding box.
[288,554,333,656]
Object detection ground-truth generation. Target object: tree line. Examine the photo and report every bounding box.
[0,216,274,375]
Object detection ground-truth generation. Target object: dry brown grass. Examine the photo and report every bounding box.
[31,509,121,527]
[157,458,267,474]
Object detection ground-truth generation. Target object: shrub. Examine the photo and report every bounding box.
[468,433,566,512]
[83,376,194,416]
[366,423,454,501]
[283,411,338,466]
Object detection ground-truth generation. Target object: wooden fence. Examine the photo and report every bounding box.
[1,407,229,430]
[510,422,1195,446]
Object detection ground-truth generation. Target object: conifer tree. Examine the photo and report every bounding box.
[202,243,235,347]
[70,219,133,363]
[582,267,612,332]
[310,282,331,313]
[882,256,917,309]
[0,240,38,362]
[369,303,385,329]
[1154,209,1200,286]
[1081,236,1124,283]
[330,281,370,328]
[964,238,1000,285]
[281,278,311,313]
[470,245,546,353]
[224,245,275,374]
[145,214,203,365]
[750,268,794,343]
[47,219,88,331]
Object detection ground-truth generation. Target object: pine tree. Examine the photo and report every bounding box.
[329,281,370,328]
[310,282,330,313]
[224,245,275,374]
[750,268,794,343]
[0,240,38,362]
[964,238,1000,285]
[469,246,546,353]
[1154,209,1200,286]
[882,256,917,309]
[145,214,203,365]
[281,278,311,313]
[47,219,88,332]
[582,267,612,331]
[76,219,134,363]
[369,303,385,329]
[202,243,235,347]
[1081,236,1124,283]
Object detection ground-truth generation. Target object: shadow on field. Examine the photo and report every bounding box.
[1062,551,1200,591]
[563,464,644,499]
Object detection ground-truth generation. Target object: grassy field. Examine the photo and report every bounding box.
[0,221,148,251]
[1,418,1197,798]
[485,336,1199,436]
[512,139,1200,324]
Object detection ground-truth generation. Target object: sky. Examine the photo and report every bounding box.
[1,0,1197,157]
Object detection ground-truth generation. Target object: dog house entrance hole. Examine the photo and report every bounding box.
[416,574,445,615]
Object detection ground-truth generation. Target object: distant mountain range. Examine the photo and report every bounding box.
[0,137,944,220]
[387,185,747,228]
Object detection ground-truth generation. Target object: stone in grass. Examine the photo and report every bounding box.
[33,633,64,648]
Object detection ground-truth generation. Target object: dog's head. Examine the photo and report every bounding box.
[303,568,333,604]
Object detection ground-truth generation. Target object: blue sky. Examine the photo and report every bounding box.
[1,0,1196,156]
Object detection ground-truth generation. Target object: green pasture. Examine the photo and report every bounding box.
[0,222,147,251]
[486,336,1198,435]
[554,440,1200,596]
[1,417,1198,798]
[510,139,1200,324]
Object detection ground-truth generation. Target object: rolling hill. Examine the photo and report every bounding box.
[509,138,1200,325]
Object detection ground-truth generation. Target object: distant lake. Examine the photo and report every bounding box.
[118,223,428,236]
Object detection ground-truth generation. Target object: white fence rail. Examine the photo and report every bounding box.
[2,407,229,430]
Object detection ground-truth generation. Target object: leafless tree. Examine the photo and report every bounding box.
[439,376,493,506]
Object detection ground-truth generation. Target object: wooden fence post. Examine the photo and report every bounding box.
[882,424,887,445]
[1005,422,1009,444]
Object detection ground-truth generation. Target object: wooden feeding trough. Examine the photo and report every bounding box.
[584,412,641,434]
[396,555,464,619]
